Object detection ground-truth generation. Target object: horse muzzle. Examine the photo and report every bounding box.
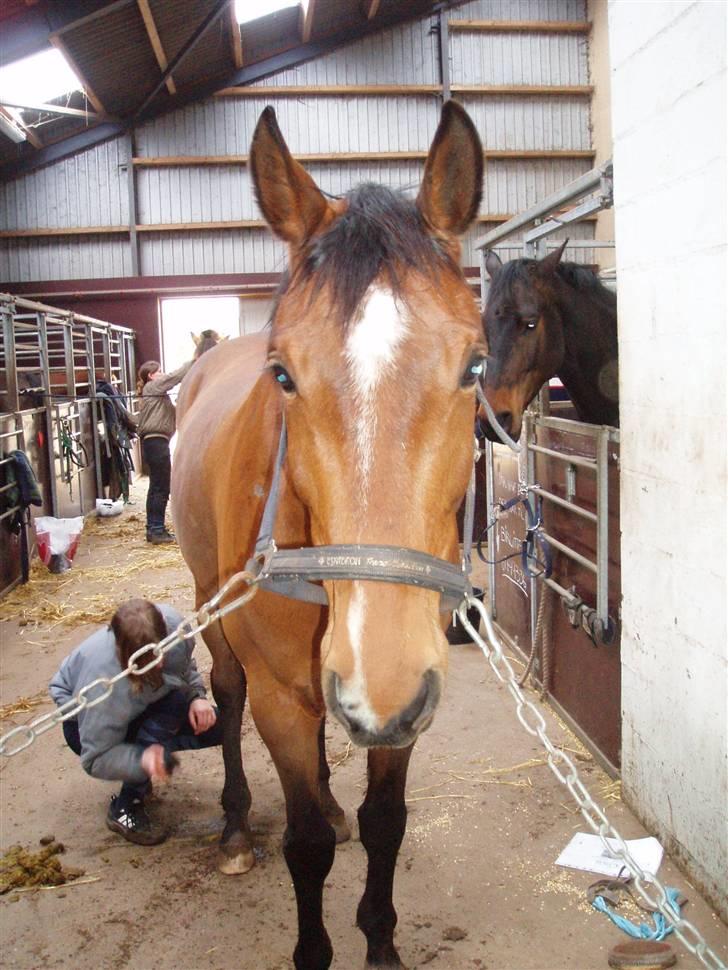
[323,667,442,749]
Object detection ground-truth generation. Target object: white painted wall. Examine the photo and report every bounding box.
[608,0,727,918]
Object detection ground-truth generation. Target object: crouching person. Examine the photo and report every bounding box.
[49,598,222,845]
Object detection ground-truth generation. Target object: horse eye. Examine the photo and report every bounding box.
[461,357,485,388]
[271,364,296,394]
[524,319,538,330]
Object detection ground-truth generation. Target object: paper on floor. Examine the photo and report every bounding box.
[555,833,664,878]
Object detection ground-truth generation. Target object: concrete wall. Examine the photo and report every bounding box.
[609,0,727,918]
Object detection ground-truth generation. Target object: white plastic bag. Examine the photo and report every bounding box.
[35,515,85,573]
[96,498,123,517]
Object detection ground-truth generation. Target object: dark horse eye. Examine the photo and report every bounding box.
[271,364,296,394]
[461,357,485,388]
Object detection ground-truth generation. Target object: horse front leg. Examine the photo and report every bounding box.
[357,745,414,969]
[317,718,351,844]
[249,674,336,970]
[204,622,255,874]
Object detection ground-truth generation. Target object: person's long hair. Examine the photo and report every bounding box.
[111,599,167,692]
[136,360,160,395]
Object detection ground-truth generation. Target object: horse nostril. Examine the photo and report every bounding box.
[398,670,439,734]
[495,411,512,435]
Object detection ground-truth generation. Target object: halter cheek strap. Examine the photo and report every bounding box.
[246,415,474,612]
[246,362,515,612]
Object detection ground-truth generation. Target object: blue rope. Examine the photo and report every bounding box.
[591,887,684,941]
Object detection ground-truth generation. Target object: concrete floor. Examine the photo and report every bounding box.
[0,494,726,969]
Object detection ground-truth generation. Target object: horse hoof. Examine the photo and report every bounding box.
[217,846,255,875]
[217,830,255,875]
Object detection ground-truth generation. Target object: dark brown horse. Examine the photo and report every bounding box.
[172,101,485,969]
[481,243,618,441]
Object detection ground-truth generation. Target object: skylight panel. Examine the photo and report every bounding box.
[235,0,301,26]
[0,48,82,111]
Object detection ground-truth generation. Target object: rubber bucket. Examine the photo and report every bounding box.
[446,588,484,645]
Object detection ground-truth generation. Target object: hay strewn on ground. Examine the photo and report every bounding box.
[0,507,190,627]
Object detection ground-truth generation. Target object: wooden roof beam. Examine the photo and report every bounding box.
[0,107,42,150]
[366,0,381,20]
[48,34,107,115]
[229,0,243,69]
[301,0,317,43]
[0,98,102,120]
[137,0,176,95]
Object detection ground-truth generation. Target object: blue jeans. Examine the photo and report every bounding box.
[63,689,223,805]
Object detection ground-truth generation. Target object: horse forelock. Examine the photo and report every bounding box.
[274,183,458,330]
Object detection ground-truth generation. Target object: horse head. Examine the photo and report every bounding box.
[251,102,485,748]
[192,329,228,359]
[480,241,568,441]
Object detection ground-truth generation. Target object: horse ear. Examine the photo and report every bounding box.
[417,100,483,236]
[251,106,331,247]
[191,332,200,346]
[485,250,502,280]
[538,239,568,276]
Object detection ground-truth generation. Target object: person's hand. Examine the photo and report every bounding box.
[188,698,216,735]
[141,743,171,782]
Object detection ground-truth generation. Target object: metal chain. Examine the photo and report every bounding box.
[457,594,726,970]
[0,570,258,758]
[1,563,724,969]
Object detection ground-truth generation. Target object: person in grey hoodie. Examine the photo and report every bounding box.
[136,358,195,544]
[49,599,221,845]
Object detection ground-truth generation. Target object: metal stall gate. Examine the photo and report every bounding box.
[474,165,622,773]
[0,294,136,596]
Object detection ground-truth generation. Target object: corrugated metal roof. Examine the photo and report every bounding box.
[0,0,455,176]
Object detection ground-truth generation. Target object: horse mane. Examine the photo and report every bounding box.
[276,183,459,327]
[491,257,615,309]
[555,262,616,307]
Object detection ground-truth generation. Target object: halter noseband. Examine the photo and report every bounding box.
[246,366,519,612]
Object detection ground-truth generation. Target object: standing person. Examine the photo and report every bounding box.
[136,357,194,543]
[49,598,221,845]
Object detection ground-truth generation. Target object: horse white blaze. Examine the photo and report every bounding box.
[345,286,408,501]
[340,287,407,728]
[340,582,379,731]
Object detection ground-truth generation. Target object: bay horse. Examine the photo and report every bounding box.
[480,244,618,441]
[172,101,485,969]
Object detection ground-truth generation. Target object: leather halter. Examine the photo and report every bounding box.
[246,367,519,613]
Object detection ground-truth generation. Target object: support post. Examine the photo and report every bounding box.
[437,10,451,101]
[126,130,140,276]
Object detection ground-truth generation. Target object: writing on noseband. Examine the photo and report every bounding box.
[318,555,362,568]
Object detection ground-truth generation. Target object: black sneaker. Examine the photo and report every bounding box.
[146,530,176,544]
[106,796,167,845]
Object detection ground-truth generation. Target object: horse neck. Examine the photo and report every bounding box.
[552,279,619,425]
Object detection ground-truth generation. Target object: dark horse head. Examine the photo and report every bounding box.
[192,329,227,359]
[480,241,619,441]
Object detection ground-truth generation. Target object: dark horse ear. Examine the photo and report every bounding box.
[417,100,483,236]
[250,106,331,248]
[485,250,502,280]
[538,239,569,277]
